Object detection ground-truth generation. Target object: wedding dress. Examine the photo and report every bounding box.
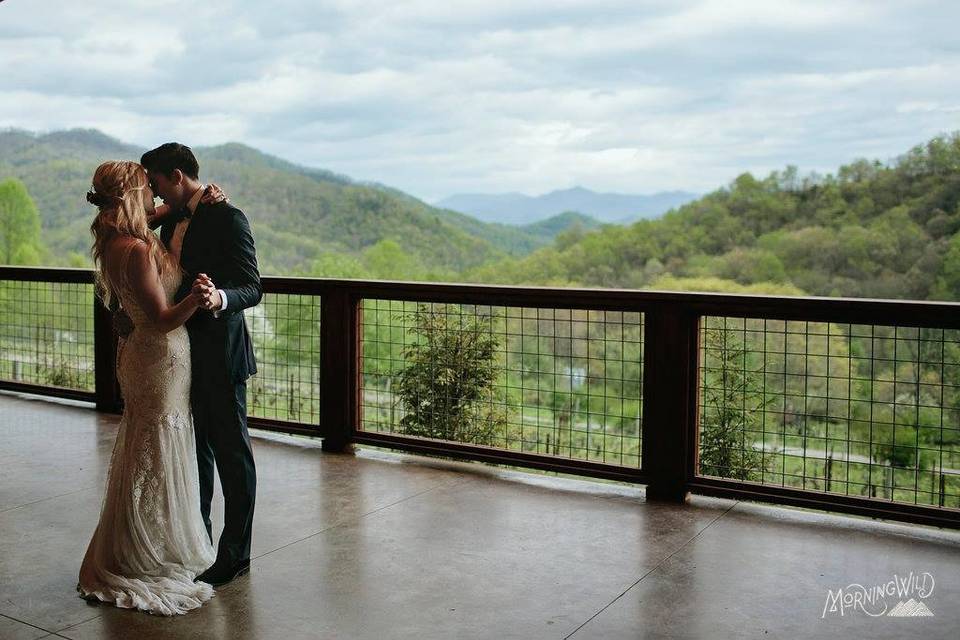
[78,255,216,615]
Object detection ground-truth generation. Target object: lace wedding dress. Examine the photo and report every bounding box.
[78,259,216,615]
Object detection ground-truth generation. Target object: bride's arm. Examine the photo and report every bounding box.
[147,203,172,230]
[146,184,228,230]
[121,240,201,333]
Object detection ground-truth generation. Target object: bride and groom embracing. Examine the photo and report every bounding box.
[77,143,261,615]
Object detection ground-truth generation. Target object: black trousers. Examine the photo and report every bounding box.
[191,360,257,566]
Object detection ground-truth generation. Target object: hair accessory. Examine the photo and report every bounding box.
[86,189,108,207]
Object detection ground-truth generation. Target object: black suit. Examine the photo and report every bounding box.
[161,199,262,568]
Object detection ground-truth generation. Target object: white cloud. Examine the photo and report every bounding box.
[0,0,958,200]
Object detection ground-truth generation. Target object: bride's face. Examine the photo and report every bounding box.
[143,184,156,215]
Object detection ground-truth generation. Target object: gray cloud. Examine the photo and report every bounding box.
[1,0,958,200]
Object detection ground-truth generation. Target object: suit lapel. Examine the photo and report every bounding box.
[180,203,205,265]
[173,207,202,304]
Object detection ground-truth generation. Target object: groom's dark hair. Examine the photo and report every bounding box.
[141,143,200,180]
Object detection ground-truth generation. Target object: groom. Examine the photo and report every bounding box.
[141,143,262,586]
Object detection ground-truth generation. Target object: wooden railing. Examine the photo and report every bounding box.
[2,266,959,529]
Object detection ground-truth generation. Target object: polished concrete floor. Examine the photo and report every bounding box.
[1,393,959,640]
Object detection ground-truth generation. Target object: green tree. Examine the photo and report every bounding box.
[66,252,90,268]
[362,239,423,280]
[309,252,368,278]
[395,304,506,445]
[0,178,43,265]
[932,232,960,300]
[699,324,768,481]
[717,248,788,284]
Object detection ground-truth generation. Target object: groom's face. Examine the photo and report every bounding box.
[147,170,187,209]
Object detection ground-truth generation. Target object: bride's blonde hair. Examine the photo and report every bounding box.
[88,161,174,308]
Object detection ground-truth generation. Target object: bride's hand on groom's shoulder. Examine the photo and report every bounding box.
[201,183,228,205]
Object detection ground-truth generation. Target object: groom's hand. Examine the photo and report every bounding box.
[192,274,222,311]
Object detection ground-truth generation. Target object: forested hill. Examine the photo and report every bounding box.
[468,133,960,302]
[0,129,588,274]
[5,128,960,302]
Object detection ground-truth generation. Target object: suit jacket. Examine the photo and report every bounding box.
[161,200,262,383]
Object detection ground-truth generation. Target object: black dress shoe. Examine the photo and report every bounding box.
[196,559,250,586]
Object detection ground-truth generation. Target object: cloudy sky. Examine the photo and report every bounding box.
[1,0,958,201]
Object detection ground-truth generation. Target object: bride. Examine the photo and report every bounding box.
[78,160,216,615]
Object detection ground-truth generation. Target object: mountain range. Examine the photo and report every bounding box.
[0,129,601,274]
[9,127,952,304]
[436,187,699,225]
[463,132,960,302]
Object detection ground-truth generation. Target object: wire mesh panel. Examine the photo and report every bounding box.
[361,299,643,467]
[698,316,960,509]
[0,279,95,391]
[245,293,321,425]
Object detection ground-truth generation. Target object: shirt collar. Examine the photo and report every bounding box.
[186,184,206,215]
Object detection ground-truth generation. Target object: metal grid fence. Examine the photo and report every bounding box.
[0,279,94,392]
[360,299,644,468]
[4,265,958,527]
[245,293,321,425]
[698,316,960,509]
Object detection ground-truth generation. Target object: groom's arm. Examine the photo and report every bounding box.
[219,208,262,314]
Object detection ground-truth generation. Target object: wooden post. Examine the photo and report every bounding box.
[826,455,833,493]
[319,288,360,452]
[642,309,700,502]
[93,297,120,413]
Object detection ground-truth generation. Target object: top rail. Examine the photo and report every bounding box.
[0,266,95,284]
[4,267,960,329]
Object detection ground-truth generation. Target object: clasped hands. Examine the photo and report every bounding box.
[191,273,223,312]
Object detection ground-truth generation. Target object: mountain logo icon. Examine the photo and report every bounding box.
[887,598,934,617]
